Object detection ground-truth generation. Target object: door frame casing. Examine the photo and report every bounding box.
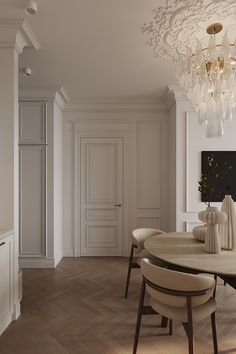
[73,122,129,257]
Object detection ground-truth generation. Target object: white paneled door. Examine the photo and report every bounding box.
[80,137,123,256]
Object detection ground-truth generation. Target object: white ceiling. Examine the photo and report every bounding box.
[1,0,175,103]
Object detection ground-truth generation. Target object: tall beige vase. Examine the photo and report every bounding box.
[219,195,236,250]
[198,206,227,254]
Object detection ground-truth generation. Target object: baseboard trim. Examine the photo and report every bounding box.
[19,258,55,268]
[54,254,63,267]
[63,249,75,257]
[0,309,13,336]
[12,301,21,321]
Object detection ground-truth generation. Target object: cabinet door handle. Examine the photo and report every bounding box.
[0,242,6,247]
[114,204,122,207]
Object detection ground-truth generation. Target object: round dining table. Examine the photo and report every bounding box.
[144,232,236,289]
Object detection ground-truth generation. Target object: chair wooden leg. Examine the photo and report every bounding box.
[186,296,194,354]
[211,312,218,354]
[187,321,194,354]
[213,275,217,299]
[133,280,146,354]
[182,322,194,354]
[125,245,134,298]
[169,319,173,335]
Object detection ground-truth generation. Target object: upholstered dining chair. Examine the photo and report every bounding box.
[124,228,165,298]
[133,258,218,354]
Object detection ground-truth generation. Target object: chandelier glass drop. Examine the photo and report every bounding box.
[176,23,236,138]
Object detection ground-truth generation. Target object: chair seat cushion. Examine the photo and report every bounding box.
[150,297,216,322]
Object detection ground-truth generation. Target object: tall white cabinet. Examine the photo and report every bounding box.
[19,97,64,268]
[19,102,47,260]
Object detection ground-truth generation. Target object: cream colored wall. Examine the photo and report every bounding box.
[63,105,169,257]
[168,103,177,232]
[53,102,64,265]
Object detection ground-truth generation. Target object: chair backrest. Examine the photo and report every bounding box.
[141,258,215,308]
[132,228,165,249]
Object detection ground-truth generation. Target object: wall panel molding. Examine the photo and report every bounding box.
[63,109,168,257]
[73,120,129,133]
[85,208,117,221]
[137,217,161,229]
[85,225,118,248]
[137,121,161,209]
[85,142,117,204]
[19,102,47,144]
[19,145,46,257]
[185,221,203,232]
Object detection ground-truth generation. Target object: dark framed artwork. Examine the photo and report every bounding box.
[201,151,236,202]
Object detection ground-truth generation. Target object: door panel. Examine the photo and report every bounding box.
[81,137,123,256]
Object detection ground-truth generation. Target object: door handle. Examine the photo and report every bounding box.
[114,203,122,207]
[0,242,6,247]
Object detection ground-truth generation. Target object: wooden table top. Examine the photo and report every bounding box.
[144,232,236,277]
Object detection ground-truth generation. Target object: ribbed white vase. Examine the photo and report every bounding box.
[198,206,227,254]
[219,195,236,250]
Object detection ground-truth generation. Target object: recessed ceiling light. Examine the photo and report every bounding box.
[25,0,38,15]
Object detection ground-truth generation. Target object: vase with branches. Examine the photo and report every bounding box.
[198,153,231,253]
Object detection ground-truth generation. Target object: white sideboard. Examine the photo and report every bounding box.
[0,230,14,335]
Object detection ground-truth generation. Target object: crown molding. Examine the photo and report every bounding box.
[161,87,176,111]
[64,101,167,113]
[0,18,40,53]
[54,87,70,111]
[19,88,57,101]
[19,86,70,111]
[21,19,41,50]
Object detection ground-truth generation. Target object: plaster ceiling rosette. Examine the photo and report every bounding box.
[142,0,236,60]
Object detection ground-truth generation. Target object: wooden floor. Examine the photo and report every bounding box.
[1,258,236,354]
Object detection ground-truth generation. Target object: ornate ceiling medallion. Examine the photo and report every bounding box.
[143,0,236,138]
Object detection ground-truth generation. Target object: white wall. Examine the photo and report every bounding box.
[53,102,64,265]
[168,103,176,231]
[0,49,17,230]
[63,104,169,257]
[171,89,236,232]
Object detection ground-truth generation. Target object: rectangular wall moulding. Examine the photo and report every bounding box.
[19,146,46,257]
[137,217,161,229]
[185,222,203,232]
[137,121,161,209]
[85,142,117,204]
[85,208,117,221]
[19,102,47,144]
[85,226,117,248]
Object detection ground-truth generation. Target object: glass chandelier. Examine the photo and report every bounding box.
[176,23,236,138]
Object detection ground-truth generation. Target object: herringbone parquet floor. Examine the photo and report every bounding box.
[0,257,236,354]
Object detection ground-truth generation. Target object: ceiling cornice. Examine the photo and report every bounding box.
[19,86,69,111]
[54,87,70,111]
[19,88,57,101]
[0,18,40,53]
[64,101,167,113]
[21,19,41,50]
[161,85,191,111]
